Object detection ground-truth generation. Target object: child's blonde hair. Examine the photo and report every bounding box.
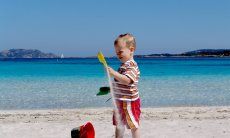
[114,33,136,51]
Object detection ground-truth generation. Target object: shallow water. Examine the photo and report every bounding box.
[0,58,230,109]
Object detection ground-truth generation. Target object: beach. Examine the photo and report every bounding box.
[1,106,230,138]
[1,0,230,136]
[0,58,230,137]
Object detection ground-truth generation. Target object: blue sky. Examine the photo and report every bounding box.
[0,0,229,57]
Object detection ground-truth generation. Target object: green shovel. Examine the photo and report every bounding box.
[96,87,110,96]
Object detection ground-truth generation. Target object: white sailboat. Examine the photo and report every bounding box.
[61,54,64,58]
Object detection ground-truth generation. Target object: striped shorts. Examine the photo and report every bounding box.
[113,98,141,129]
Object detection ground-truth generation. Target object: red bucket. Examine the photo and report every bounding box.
[71,122,95,138]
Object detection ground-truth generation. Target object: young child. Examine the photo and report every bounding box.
[108,33,141,138]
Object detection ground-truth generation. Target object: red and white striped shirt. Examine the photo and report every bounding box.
[113,59,140,101]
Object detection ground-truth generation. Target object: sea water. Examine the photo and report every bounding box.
[0,58,230,109]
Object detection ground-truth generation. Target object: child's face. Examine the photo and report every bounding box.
[114,41,134,63]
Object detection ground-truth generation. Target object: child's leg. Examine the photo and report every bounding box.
[131,128,140,138]
[115,125,125,138]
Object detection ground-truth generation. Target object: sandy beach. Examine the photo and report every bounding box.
[1,106,230,138]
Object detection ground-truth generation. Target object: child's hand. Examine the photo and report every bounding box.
[107,66,132,85]
[107,66,116,76]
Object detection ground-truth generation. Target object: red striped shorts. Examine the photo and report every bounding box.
[113,98,141,129]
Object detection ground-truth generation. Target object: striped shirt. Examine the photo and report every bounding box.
[113,59,140,101]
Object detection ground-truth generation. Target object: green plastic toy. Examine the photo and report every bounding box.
[96,87,110,96]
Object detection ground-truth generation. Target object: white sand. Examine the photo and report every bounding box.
[1,106,230,138]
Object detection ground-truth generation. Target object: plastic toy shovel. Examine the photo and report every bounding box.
[96,87,110,96]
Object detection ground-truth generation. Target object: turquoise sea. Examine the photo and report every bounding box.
[0,58,230,109]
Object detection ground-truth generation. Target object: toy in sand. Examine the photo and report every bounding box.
[71,122,95,138]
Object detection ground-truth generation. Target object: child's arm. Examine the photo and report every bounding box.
[107,66,132,85]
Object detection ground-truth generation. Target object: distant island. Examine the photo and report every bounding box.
[0,49,229,58]
[0,49,58,58]
[134,49,230,58]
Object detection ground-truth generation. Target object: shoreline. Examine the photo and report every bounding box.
[1,106,230,123]
[1,106,230,137]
